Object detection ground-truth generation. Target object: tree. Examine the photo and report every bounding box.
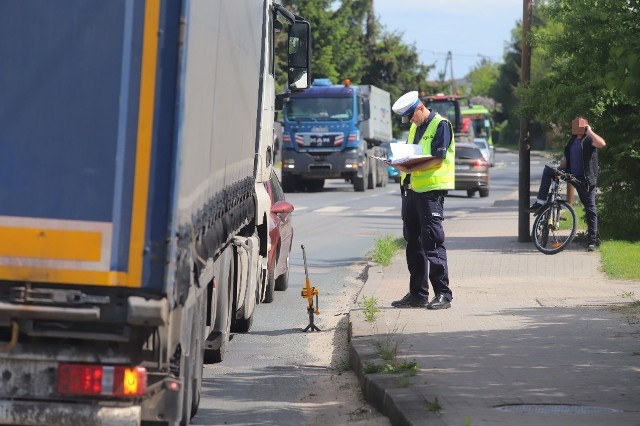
[467,59,499,98]
[517,0,640,240]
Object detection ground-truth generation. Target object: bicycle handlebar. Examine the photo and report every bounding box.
[552,169,580,185]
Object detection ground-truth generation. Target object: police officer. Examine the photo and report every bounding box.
[390,91,454,309]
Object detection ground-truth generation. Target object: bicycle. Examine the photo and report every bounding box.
[531,169,579,255]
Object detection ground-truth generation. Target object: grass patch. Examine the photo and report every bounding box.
[359,295,380,323]
[600,241,640,280]
[369,234,405,266]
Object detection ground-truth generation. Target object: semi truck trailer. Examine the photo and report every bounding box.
[0,1,310,425]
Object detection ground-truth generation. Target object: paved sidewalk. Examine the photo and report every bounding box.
[348,191,640,425]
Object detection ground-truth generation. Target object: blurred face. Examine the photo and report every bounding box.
[409,104,427,125]
[571,117,588,136]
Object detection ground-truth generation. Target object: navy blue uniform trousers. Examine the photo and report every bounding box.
[401,188,452,301]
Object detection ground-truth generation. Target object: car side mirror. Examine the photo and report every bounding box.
[271,200,294,214]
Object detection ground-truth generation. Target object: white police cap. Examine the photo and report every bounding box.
[392,91,421,123]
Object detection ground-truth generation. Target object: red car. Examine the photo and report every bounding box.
[263,170,295,302]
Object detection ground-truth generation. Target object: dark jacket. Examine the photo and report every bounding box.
[564,135,598,187]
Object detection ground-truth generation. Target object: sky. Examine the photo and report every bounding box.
[373,0,523,81]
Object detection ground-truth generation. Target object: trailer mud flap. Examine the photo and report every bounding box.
[0,400,141,426]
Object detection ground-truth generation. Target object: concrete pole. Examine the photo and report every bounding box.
[518,0,532,242]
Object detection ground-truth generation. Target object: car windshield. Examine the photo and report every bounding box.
[286,97,353,121]
[474,140,488,149]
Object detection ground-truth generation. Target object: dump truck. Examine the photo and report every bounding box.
[280,79,393,192]
[0,1,310,425]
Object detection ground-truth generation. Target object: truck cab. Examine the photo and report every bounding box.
[280,79,391,192]
[422,93,474,143]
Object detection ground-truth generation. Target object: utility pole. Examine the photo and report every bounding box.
[518,0,532,242]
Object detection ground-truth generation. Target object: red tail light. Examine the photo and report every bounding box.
[472,159,487,167]
[57,364,147,397]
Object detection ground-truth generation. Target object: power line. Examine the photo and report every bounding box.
[419,49,502,61]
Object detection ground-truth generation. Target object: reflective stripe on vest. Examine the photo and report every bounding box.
[402,113,455,192]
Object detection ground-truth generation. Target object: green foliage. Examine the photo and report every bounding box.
[516,0,640,240]
[363,361,418,376]
[369,234,404,266]
[467,59,500,97]
[359,295,380,323]
[600,241,640,280]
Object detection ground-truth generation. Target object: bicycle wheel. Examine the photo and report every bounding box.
[531,201,577,255]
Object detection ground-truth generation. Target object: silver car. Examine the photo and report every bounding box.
[473,138,494,166]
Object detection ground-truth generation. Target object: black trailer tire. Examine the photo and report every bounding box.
[204,253,233,363]
[263,269,275,303]
[275,256,290,291]
[479,188,490,198]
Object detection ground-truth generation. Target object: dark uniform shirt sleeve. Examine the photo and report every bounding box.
[430,120,452,159]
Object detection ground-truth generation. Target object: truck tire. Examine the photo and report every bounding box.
[479,188,490,198]
[367,161,376,189]
[263,269,275,303]
[204,253,233,363]
[353,174,366,192]
[378,166,388,187]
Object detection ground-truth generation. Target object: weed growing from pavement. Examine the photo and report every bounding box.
[360,295,380,322]
[424,396,443,413]
[618,291,640,307]
[395,377,413,388]
[363,361,418,376]
[369,234,405,266]
[337,356,351,372]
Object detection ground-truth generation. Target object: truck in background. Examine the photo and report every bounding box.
[280,79,393,192]
[461,104,494,146]
[421,93,475,143]
[0,1,310,425]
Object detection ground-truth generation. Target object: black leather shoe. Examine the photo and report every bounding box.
[391,292,428,308]
[526,202,544,212]
[427,294,451,310]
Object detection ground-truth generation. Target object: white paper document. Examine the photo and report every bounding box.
[370,143,435,167]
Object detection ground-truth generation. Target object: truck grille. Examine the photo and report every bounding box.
[295,133,343,148]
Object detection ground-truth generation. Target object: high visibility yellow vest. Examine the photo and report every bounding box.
[401,113,455,192]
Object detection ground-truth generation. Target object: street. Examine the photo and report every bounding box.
[191,150,547,425]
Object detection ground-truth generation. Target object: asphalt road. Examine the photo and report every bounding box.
[191,150,546,425]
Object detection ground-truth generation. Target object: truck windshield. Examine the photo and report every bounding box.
[286,97,353,121]
[424,100,457,124]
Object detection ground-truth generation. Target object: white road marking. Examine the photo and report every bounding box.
[314,206,350,214]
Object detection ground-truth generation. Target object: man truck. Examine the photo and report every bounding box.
[280,79,392,192]
[0,1,310,425]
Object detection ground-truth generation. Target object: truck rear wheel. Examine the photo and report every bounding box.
[204,252,234,363]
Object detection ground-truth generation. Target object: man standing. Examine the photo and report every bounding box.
[390,91,455,310]
[528,117,606,251]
